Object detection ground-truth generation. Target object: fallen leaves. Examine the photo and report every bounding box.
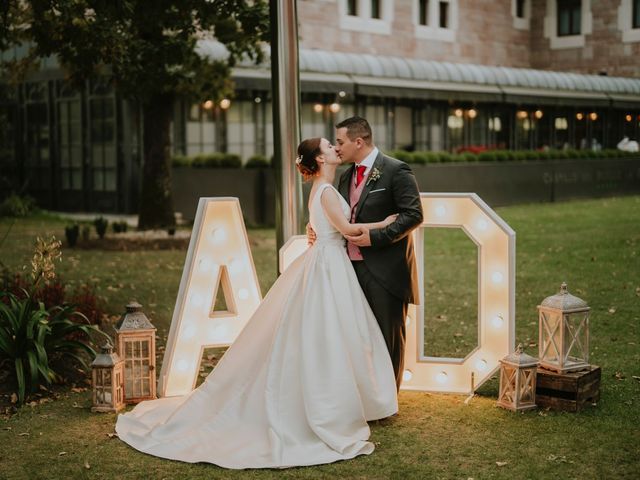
[58,451,67,456]
[608,307,617,314]
[84,461,91,470]
[613,371,626,380]
[495,461,508,467]
[106,432,118,439]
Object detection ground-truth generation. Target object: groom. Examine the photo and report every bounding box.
[335,116,423,390]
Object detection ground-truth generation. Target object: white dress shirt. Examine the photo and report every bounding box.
[353,147,379,185]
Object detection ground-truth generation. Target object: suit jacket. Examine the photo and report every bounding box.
[338,151,423,303]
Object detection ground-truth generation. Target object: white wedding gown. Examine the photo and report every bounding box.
[115,183,398,469]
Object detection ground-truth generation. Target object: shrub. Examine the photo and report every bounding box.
[0,236,107,404]
[524,150,541,160]
[0,291,105,404]
[392,150,414,163]
[192,153,222,168]
[0,194,36,217]
[67,283,106,327]
[438,151,453,163]
[64,224,79,247]
[478,151,497,162]
[411,152,429,165]
[112,221,128,233]
[245,155,270,168]
[460,152,477,163]
[220,153,242,168]
[93,216,108,239]
[494,151,509,162]
[171,155,191,168]
[423,152,441,163]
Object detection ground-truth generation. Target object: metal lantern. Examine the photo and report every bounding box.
[497,344,539,412]
[538,282,590,373]
[115,302,157,403]
[91,343,125,413]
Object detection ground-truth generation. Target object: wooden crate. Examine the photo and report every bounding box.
[535,365,601,412]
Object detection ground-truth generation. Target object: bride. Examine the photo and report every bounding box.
[115,137,398,469]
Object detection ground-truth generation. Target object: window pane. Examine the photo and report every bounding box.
[371,0,381,19]
[347,0,357,16]
[439,1,449,28]
[419,0,429,25]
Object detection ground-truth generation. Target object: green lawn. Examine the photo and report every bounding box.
[0,195,639,479]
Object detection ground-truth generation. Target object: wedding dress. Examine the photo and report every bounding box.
[115,183,398,469]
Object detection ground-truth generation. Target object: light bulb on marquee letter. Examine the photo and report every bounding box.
[159,198,262,397]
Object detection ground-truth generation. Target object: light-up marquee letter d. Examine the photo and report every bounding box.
[159,198,262,397]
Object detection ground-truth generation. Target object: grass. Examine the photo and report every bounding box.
[1,195,639,479]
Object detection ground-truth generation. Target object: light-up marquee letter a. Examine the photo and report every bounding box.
[159,198,262,397]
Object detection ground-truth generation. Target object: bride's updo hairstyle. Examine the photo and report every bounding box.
[296,137,322,181]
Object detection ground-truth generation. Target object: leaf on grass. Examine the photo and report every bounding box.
[608,307,616,314]
[632,376,640,381]
[106,432,118,439]
[58,451,67,456]
[614,371,626,380]
[84,461,91,469]
[18,432,30,436]
[70,387,87,393]
[496,461,508,467]
[72,402,84,408]
[10,393,17,404]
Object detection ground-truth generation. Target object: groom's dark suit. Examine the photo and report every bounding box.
[338,151,423,389]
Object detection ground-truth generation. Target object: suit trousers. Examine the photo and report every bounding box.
[352,260,407,391]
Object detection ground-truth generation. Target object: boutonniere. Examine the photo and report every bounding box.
[366,167,381,186]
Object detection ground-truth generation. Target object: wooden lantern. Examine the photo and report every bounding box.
[115,302,157,403]
[538,282,590,374]
[497,344,538,412]
[91,343,125,413]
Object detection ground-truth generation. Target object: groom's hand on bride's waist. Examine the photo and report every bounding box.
[345,229,371,247]
[306,222,317,246]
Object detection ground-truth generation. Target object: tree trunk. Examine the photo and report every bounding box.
[138,93,176,230]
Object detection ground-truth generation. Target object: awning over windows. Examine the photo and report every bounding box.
[197,40,640,107]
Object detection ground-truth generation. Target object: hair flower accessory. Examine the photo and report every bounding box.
[295,155,303,165]
[366,167,381,186]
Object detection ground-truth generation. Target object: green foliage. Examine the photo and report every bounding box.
[245,155,270,168]
[410,152,429,165]
[391,150,414,163]
[0,194,36,217]
[493,150,509,162]
[64,224,79,247]
[93,216,108,239]
[219,153,242,168]
[192,153,222,168]
[0,291,104,405]
[477,151,497,162]
[171,155,192,168]
[112,221,128,233]
[437,151,452,163]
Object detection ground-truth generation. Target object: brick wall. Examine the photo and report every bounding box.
[296,0,639,77]
[529,0,640,77]
[297,0,530,67]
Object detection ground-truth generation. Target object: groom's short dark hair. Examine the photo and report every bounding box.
[335,116,373,145]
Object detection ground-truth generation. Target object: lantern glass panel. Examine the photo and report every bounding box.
[541,311,562,363]
[563,312,589,366]
[518,369,536,404]
[500,366,516,404]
